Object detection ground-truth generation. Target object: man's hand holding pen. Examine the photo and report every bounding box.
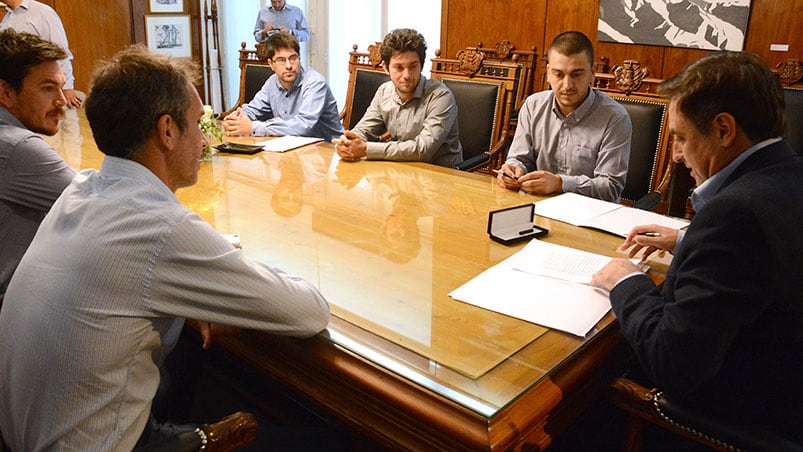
[620,224,678,261]
[496,163,562,196]
[495,163,523,190]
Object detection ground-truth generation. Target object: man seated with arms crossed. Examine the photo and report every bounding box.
[0,45,330,450]
[223,32,343,142]
[333,28,463,168]
[0,29,75,304]
[497,31,631,202]
[592,52,803,444]
[253,0,309,43]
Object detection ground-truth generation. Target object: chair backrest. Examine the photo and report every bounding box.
[242,64,275,106]
[611,96,670,203]
[430,47,517,172]
[783,88,803,155]
[341,43,389,129]
[592,59,676,209]
[471,40,538,115]
[441,78,503,163]
[221,41,274,118]
[346,69,390,129]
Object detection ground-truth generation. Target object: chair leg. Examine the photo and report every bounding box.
[623,416,645,452]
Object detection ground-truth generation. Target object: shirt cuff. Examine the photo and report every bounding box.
[365,141,387,160]
[561,175,577,194]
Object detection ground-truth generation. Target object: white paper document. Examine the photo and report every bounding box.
[534,192,689,237]
[449,240,613,337]
[254,136,323,153]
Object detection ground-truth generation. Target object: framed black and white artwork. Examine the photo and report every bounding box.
[145,15,192,58]
[598,0,752,51]
[149,0,184,14]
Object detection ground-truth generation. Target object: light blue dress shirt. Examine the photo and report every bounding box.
[505,88,632,202]
[0,0,75,89]
[242,66,344,141]
[253,3,310,42]
[0,156,329,450]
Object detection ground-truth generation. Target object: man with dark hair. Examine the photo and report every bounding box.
[592,52,803,442]
[0,45,330,450]
[0,29,75,300]
[0,0,82,108]
[333,28,463,168]
[498,30,631,202]
[223,31,343,141]
[253,0,309,43]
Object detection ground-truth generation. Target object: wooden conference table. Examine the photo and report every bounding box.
[50,110,667,451]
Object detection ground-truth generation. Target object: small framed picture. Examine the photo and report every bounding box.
[150,0,184,13]
[145,15,192,58]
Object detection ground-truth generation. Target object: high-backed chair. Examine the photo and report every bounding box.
[610,378,802,452]
[431,47,518,173]
[593,59,675,212]
[783,87,803,155]
[441,78,510,172]
[340,43,390,130]
[221,41,274,119]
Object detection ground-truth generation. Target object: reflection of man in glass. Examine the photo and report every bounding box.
[365,165,448,264]
[263,148,327,217]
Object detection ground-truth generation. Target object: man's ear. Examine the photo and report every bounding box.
[713,112,737,147]
[156,114,176,151]
[0,80,16,110]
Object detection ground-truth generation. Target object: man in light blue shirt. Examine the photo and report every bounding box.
[0,45,330,451]
[0,0,82,108]
[253,0,309,43]
[223,32,343,141]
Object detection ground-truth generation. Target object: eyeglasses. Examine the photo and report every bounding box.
[272,55,299,65]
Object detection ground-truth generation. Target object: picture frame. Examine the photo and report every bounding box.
[145,15,192,58]
[149,0,184,13]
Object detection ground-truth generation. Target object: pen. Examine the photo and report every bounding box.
[638,232,661,237]
[518,228,534,235]
[493,169,518,180]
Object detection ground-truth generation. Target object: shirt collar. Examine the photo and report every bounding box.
[551,88,596,122]
[0,106,26,129]
[691,136,782,211]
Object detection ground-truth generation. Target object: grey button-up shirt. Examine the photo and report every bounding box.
[505,88,631,202]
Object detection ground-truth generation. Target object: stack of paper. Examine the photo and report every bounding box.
[254,136,323,153]
[449,240,613,336]
[534,192,689,237]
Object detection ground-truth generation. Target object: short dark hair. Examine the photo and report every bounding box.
[266,31,300,60]
[0,29,67,92]
[380,28,427,67]
[85,45,200,159]
[547,31,594,67]
[659,52,785,143]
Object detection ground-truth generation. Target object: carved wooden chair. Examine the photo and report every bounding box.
[470,40,538,115]
[593,59,675,212]
[783,87,803,155]
[610,378,802,452]
[430,47,518,173]
[340,43,390,130]
[221,41,274,119]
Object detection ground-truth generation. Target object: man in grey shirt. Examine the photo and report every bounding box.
[333,28,463,168]
[497,31,631,202]
[0,29,75,299]
[0,45,330,450]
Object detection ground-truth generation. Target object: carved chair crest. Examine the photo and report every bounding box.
[455,49,485,76]
[613,60,649,95]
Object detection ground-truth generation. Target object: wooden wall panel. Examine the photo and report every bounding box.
[441,0,545,58]
[443,0,802,93]
[53,0,132,92]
